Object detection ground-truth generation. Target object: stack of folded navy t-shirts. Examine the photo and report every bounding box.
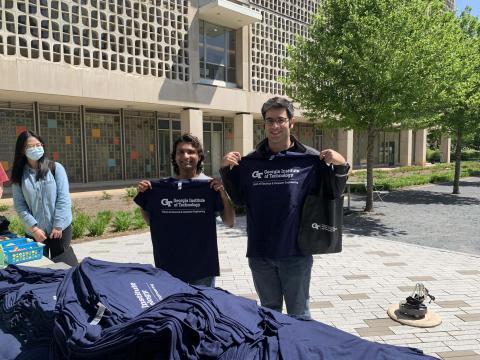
[50,258,439,360]
[51,258,264,359]
[0,265,67,360]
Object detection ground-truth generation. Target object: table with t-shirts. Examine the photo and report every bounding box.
[0,258,439,360]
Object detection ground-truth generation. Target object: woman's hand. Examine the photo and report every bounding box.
[31,226,47,243]
[50,227,63,239]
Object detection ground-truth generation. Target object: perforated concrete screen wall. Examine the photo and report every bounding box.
[249,0,317,95]
[0,0,190,81]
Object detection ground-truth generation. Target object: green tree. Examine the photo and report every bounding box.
[434,8,480,194]
[283,0,464,211]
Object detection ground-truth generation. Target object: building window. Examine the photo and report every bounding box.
[124,111,157,180]
[199,20,236,84]
[39,106,83,183]
[158,118,181,177]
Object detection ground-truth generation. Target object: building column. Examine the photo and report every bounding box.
[414,129,428,165]
[337,129,353,165]
[236,26,249,91]
[233,112,254,155]
[399,129,412,166]
[180,108,203,144]
[440,134,451,163]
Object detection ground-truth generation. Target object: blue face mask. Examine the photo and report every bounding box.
[25,146,44,161]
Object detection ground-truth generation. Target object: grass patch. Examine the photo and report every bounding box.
[0,203,9,212]
[350,161,480,192]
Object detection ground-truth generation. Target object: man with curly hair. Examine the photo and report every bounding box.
[135,133,234,287]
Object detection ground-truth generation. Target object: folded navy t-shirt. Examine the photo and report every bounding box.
[134,178,223,282]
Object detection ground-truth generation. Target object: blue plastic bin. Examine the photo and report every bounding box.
[0,241,44,265]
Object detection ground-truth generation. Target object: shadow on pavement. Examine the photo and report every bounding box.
[343,211,408,238]
[220,217,248,239]
[434,178,480,188]
[382,190,480,206]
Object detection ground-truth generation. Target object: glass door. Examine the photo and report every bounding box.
[203,122,223,176]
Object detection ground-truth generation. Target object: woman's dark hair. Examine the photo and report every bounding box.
[170,133,204,176]
[11,130,54,184]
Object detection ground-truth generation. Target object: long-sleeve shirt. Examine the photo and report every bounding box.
[12,162,72,234]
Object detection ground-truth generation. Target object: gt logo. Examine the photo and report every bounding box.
[311,223,321,230]
[252,170,263,179]
[311,223,337,232]
[160,198,173,207]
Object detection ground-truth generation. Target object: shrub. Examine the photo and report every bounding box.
[131,208,148,230]
[426,149,441,163]
[0,203,9,212]
[112,211,132,232]
[461,148,480,161]
[72,211,90,239]
[87,213,110,237]
[97,210,113,223]
[101,191,112,200]
[125,187,138,199]
[7,216,25,237]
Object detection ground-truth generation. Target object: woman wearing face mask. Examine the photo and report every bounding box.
[11,130,78,265]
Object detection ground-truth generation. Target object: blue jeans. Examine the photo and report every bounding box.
[189,276,216,287]
[248,255,313,319]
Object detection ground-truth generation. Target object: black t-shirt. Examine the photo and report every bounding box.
[237,154,321,258]
[134,178,223,282]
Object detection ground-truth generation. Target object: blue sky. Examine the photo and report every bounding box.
[455,0,480,17]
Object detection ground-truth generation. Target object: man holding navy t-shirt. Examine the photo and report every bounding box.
[221,97,349,319]
[135,134,234,287]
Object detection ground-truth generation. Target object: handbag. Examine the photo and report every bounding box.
[297,167,344,255]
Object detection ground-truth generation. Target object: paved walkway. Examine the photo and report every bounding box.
[344,177,480,255]
[72,217,480,360]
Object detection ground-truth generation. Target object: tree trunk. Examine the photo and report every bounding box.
[452,126,462,194]
[364,128,376,212]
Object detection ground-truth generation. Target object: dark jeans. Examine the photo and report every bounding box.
[42,225,78,266]
[248,255,313,319]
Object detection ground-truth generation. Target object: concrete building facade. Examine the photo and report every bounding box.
[0,0,450,184]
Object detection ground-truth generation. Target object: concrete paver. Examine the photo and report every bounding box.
[72,216,480,359]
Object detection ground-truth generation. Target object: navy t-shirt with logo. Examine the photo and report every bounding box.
[134,178,223,282]
[238,154,321,258]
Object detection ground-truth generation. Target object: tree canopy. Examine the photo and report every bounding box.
[283,0,468,210]
[430,7,480,193]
